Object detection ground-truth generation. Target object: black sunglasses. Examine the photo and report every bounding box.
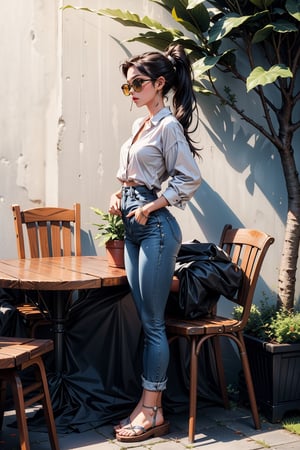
[121,78,153,96]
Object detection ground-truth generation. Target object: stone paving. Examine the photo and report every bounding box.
[1,404,300,450]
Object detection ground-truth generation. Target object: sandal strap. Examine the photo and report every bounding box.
[124,424,146,436]
[142,404,162,428]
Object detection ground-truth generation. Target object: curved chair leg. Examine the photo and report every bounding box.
[188,337,198,443]
[37,358,60,450]
[0,380,7,430]
[212,336,230,408]
[238,335,260,429]
[9,371,31,450]
[22,357,60,450]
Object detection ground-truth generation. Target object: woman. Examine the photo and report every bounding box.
[109,43,201,443]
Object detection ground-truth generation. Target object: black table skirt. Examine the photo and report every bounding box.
[1,286,222,433]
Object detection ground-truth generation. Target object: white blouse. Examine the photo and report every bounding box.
[117,107,201,209]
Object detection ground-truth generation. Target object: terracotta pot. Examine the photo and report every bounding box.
[105,240,125,268]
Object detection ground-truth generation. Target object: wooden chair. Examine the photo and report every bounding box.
[0,336,60,450]
[12,203,81,259]
[12,204,81,336]
[166,225,274,443]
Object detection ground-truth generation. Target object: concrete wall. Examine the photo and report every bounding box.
[0,0,299,306]
[0,0,61,257]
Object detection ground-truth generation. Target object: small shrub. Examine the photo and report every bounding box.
[268,309,300,344]
[233,298,300,344]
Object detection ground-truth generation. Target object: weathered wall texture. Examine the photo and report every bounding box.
[0,0,299,304]
[0,0,60,256]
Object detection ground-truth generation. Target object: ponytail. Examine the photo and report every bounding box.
[165,44,200,157]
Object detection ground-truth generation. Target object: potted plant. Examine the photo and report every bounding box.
[233,300,300,423]
[91,207,125,268]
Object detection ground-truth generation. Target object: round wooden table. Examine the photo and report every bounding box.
[0,256,128,373]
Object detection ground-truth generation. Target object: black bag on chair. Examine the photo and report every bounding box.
[167,240,243,319]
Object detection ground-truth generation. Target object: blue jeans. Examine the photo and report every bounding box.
[121,186,182,392]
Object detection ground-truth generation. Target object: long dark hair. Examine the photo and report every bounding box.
[121,44,200,156]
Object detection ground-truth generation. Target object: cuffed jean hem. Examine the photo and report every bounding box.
[141,374,168,392]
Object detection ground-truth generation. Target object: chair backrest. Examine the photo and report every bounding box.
[218,224,274,329]
[12,203,81,259]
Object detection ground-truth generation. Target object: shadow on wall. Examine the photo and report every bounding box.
[198,95,287,224]
[191,179,243,242]
[191,179,275,312]
[81,229,98,256]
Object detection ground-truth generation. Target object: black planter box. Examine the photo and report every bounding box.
[240,334,300,422]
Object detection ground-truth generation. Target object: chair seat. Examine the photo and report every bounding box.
[16,304,48,320]
[0,337,59,450]
[166,316,240,335]
[0,337,53,363]
[16,304,51,338]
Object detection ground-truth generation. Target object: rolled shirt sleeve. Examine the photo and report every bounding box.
[161,117,202,209]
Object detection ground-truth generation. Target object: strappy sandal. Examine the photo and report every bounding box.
[114,416,130,433]
[116,405,169,443]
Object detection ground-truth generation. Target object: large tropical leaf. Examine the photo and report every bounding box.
[286,0,300,21]
[208,11,267,43]
[246,64,293,91]
[252,19,299,43]
[272,19,299,33]
[250,0,274,8]
[96,8,168,30]
[172,6,209,36]
[63,6,167,30]
[193,55,220,77]
[150,0,210,35]
[127,31,182,51]
[193,50,235,78]
[252,24,273,43]
[187,0,207,7]
[183,0,210,33]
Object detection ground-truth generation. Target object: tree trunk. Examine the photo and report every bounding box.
[277,146,300,311]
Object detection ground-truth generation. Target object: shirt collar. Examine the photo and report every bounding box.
[148,107,172,126]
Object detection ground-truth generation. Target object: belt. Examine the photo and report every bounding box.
[122,181,143,187]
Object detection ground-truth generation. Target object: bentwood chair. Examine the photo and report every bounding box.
[0,336,60,450]
[11,203,81,336]
[166,224,274,443]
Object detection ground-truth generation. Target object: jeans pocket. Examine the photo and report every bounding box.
[165,214,182,244]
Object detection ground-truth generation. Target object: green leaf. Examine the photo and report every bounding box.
[193,85,214,95]
[127,31,181,51]
[64,6,168,30]
[172,8,201,35]
[187,0,206,8]
[272,19,299,32]
[172,6,209,35]
[193,50,236,79]
[252,18,299,43]
[246,64,293,92]
[208,12,267,43]
[286,0,300,22]
[250,0,274,9]
[252,24,271,43]
[91,207,124,245]
[98,8,169,30]
[185,1,210,33]
[193,55,223,77]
